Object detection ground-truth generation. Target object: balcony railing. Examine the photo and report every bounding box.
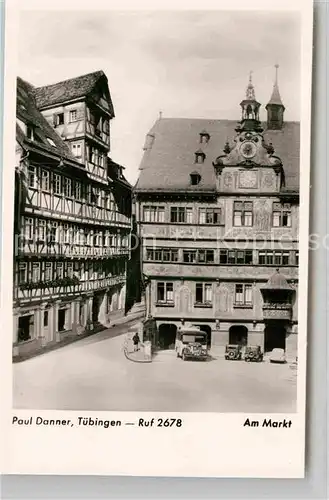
[262,302,292,320]
[18,242,130,259]
[14,275,126,302]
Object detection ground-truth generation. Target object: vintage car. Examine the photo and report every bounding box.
[175,326,208,361]
[244,345,263,362]
[225,344,242,361]
[269,348,286,364]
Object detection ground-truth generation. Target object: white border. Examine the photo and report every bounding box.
[0,0,313,478]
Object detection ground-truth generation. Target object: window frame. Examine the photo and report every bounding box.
[233,201,253,227]
[272,203,292,228]
[219,249,253,265]
[234,283,253,307]
[156,282,174,305]
[195,282,213,307]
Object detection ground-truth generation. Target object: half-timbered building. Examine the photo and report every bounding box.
[135,70,299,358]
[14,72,132,358]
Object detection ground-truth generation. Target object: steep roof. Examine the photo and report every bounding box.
[16,77,77,162]
[135,117,300,193]
[266,83,284,107]
[34,70,114,114]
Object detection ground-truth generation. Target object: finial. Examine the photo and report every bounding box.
[159,110,163,120]
[246,71,255,100]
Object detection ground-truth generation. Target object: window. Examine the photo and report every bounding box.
[195,283,212,305]
[143,206,165,222]
[157,282,174,304]
[183,250,197,263]
[26,125,34,140]
[47,221,58,243]
[170,207,193,223]
[200,131,210,144]
[38,220,46,241]
[75,182,81,200]
[28,166,37,188]
[72,143,82,158]
[24,217,34,240]
[63,177,72,198]
[197,249,215,263]
[66,262,73,278]
[103,119,110,135]
[195,151,206,164]
[63,224,70,244]
[272,203,292,227]
[199,208,221,224]
[69,109,78,122]
[220,249,253,265]
[44,311,49,327]
[44,262,52,281]
[54,113,64,127]
[233,201,253,226]
[53,174,61,195]
[295,251,299,266]
[32,262,40,283]
[234,284,253,306]
[190,173,201,185]
[146,248,178,262]
[18,263,27,283]
[258,251,290,266]
[41,170,50,191]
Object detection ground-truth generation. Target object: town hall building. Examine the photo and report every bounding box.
[134,69,299,357]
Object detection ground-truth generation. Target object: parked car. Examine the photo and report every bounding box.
[269,348,286,364]
[176,326,208,361]
[225,344,242,361]
[244,345,263,363]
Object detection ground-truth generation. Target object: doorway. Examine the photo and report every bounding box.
[158,324,177,350]
[18,315,34,342]
[264,322,286,352]
[58,309,66,332]
[229,325,248,346]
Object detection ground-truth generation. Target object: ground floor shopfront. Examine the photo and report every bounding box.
[153,318,298,358]
[13,284,126,358]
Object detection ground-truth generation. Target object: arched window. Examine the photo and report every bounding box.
[194,150,206,164]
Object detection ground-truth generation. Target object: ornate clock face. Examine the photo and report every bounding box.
[240,141,257,159]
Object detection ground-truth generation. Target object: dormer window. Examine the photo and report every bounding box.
[190,171,201,185]
[195,149,206,164]
[199,130,210,144]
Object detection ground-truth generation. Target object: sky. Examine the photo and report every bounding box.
[18,10,300,185]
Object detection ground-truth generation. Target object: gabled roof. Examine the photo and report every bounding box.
[135,117,300,193]
[34,70,114,115]
[16,77,77,162]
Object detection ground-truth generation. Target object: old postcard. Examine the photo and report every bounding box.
[0,0,313,478]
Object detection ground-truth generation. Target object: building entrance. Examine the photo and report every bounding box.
[58,309,66,332]
[18,315,34,342]
[158,324,177,350]
[229,325,248,346]
[264,322,286,352]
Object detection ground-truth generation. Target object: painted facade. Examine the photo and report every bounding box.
[135,72,299,356]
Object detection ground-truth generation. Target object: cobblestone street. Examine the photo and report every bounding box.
[13,321,297,413]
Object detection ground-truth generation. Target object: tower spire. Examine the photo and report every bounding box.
[265,64,285,130]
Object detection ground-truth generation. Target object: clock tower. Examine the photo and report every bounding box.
[213,72,284,192]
